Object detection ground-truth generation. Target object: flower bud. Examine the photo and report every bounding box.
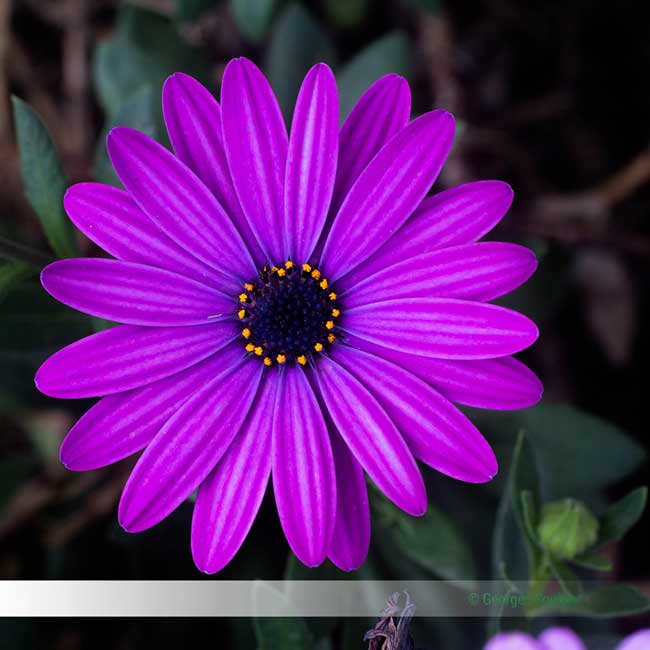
[537,499,599,560]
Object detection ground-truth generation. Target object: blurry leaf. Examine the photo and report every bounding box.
[94,85,156,187]
[597,486,647,546]
[94,5,209,136]
[254,617,314,650]
[173,0,216,21]
[231,0,282,43]
[337,31,412,120]
[547,557,581,597]
[0,456,36,512]
[265,4,336,122]
[0,261,35,301]
[372,492,476,581]
[531,584,650,618]
[323,0,368,29]
[493,432,541,580]
[520,490,539,544]
[11,97,78,258]
[571,550,612,572]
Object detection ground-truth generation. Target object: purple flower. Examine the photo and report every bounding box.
[484,628,650,650]
[35,58,541,573]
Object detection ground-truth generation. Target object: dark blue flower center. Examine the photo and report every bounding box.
[237,262,341,367]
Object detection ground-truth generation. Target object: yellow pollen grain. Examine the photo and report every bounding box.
[277,268,286,277]
[244,283,254,291]
[319,279,328,290]
[297,355,307,366]
[276,354,286,364]
[328,292,337,301]
[285,260,294,269]
[331,308,340,317]
[311,269,321,280]
[325,320,335,330]
[239,293,248,303]
[238,309,246,319]
[314,342,324,352]
[254,346,263,356]
[245,343,255,353]
[271,266,278,273]
[327,333,336,343]
[242,328,251,339]
[302,263,312,272]
[263,357,272,367]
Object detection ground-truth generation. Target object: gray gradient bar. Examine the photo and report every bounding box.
[0,580,621,617]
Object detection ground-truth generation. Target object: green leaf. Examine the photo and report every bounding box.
[94,5,209,132]
[253,618,314,650]
[231,0,282,43]
[337,31,413,120]
[93,85,157,186]
[520,490,539,544]
[11,97,78,258]
[493,431,542,580]
[172,0,215,21]
[531,584,650,618]
[547,557,582,597]
[373,492,476,581]
[0,262,35,300]
[597,486,647,546]
[571,550,612,572]
[323,0,368,29]
[265,4,336,122]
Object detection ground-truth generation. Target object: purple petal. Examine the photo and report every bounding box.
[284,64,338,262]
[331,346,497,482]
[60,352,233,471]
[42,258,232,326]
[341,243,537,305]
[221,57,288,263]
[192,373,276,574]
[106,127,255,282]
[35,322,236,398]
[538,628,586,650]
[340,180,513,288]
[327,429,370,571]
[331,74,411,216]
[316,356,426,516]
[64,183,221,288]
[118,347,262,532]
[343,298,539,359]
[616,630,650,650]
[272,367,336,567]
[345,335,542,409]
[320,110,455,281]
[484,632,541,650]
[162,73,265,266]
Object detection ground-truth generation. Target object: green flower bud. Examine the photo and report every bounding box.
[537,499,599,560]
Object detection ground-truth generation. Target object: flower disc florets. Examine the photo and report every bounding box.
[238,261,341,366]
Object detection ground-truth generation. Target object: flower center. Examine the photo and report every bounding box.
[237,261,341,367]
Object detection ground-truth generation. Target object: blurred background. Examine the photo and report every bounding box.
[1,0,650,648]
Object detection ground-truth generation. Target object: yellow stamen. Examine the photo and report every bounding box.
[254,346,263,356]
[328,292,337,301]
[331,308,340,317]
[311,269,321,280]
[276,354,286,364]
[314,342,323,352]
[277,268,286,277]
[319,278,328,290]
[238,309,246,319]
[245,343,255,353]
[284,260,294,269]
[328,333,336,343]
[242,328,251,339]
[302,263,312,272]
[271,266,278,273]
[239,293,248,303]
[263,357,272,367]
[297,355,307,366]
[244,283,254,291]
[325,320,335,330]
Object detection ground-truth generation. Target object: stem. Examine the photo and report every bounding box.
[0,236,55,267]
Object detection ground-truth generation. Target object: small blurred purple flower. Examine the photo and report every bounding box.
[35,58,541,573]
[485,627,650,650]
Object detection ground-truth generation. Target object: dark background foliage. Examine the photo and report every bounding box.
[1,0,649,648]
